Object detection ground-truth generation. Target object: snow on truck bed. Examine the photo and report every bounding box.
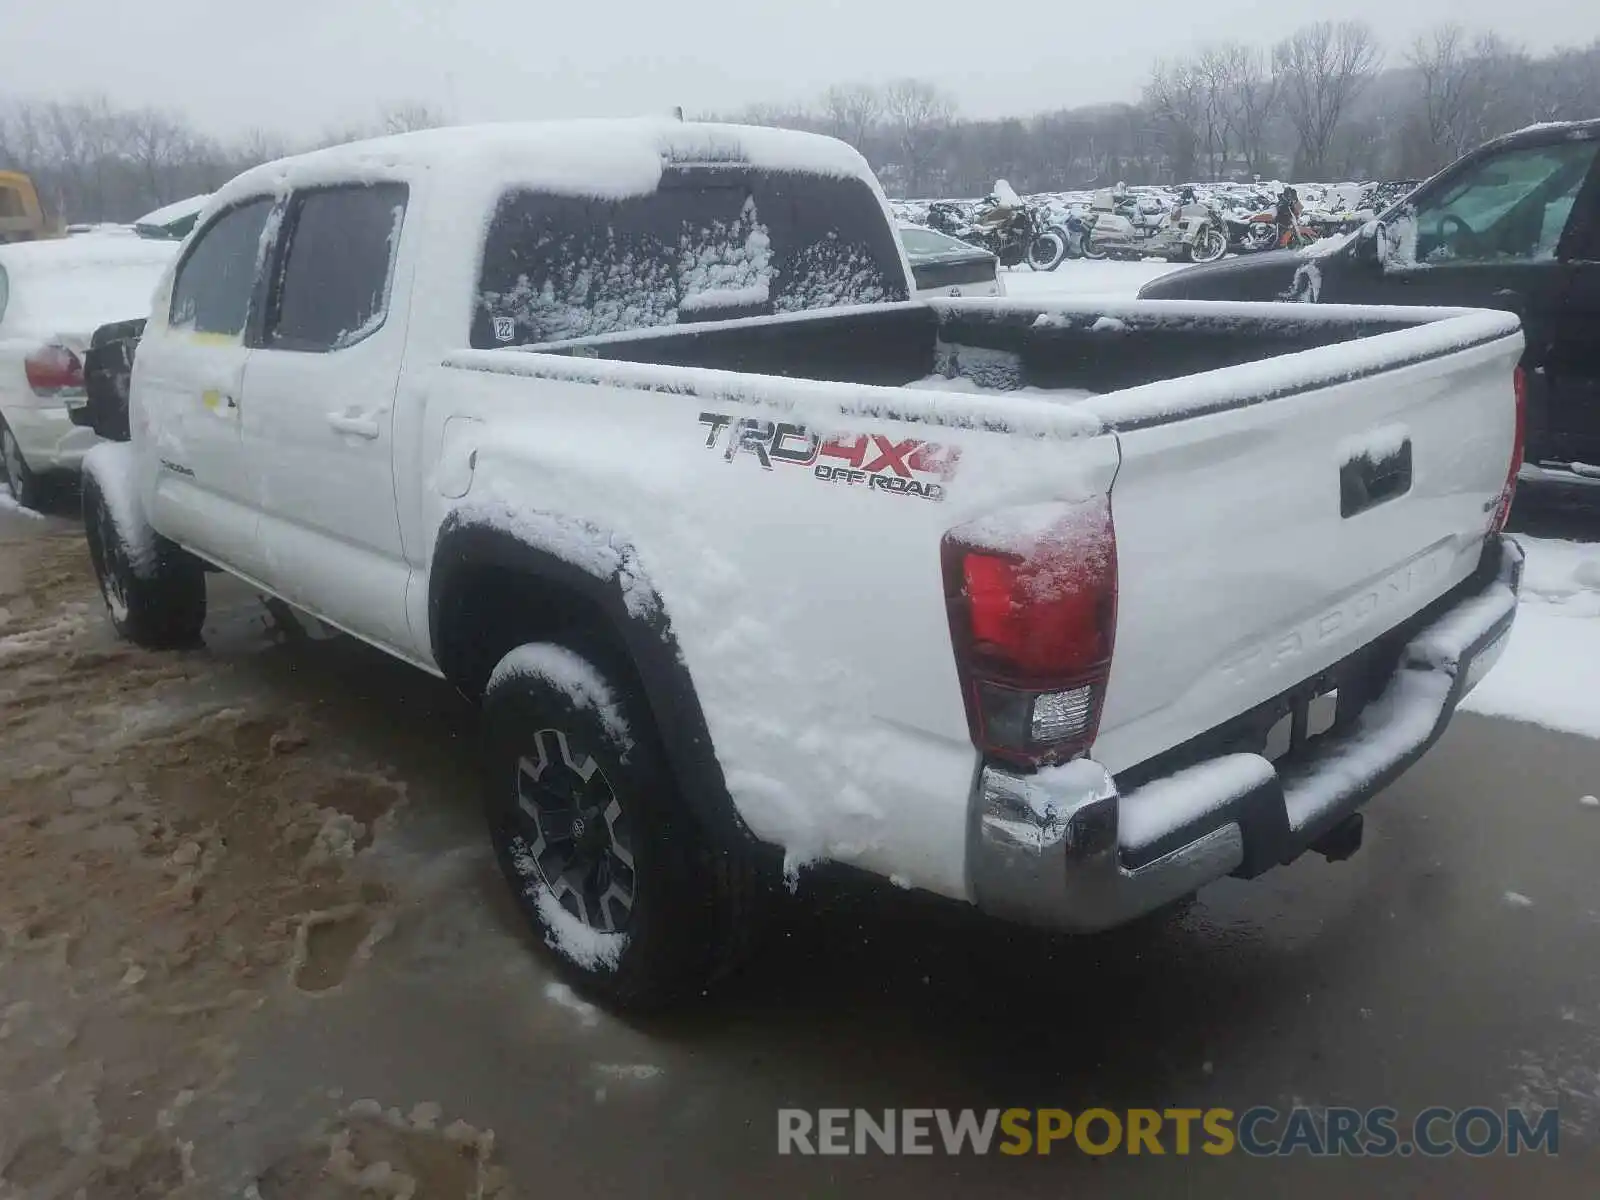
[449,295,1520,441]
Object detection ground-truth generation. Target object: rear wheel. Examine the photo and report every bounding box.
[484,641,769,1011]
[1081,236,1108,260]
[1243,222,1277,252]
[0,419,42,511]
[83,472,206,647]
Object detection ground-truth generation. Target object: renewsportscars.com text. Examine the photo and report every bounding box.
[777,1106,1559,1157]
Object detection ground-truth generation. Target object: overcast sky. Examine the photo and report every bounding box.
[9,0,1597,139]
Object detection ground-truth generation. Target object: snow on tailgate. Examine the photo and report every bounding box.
[1072,304,1521,429]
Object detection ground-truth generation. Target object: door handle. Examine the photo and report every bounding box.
[326,411,381,439]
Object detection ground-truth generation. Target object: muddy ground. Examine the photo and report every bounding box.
[3,510,1600,1198]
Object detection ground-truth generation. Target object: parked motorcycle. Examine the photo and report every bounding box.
[1087,189,1227,263]
[925,200,969,238]
[1052,210,1099,260]
[950,182,1065,271]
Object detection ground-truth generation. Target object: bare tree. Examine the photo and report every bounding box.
[1144,59,1206,181]
[124,108,193,206]
[882,78,954,195]
[1273,21,1383,178]
[1532,38,1600,120]
[237,127,292,167]
[1406,24,1486,170]
[380,102,450,135]
[1215,43,1278,177]
[1193,47,1238,179]
[821,83,881,151]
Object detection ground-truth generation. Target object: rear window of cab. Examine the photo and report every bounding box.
[472,168,908,349]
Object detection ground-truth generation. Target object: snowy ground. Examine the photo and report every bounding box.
[1463,535,1600,739]
[0,492,46,522]
[1001,259,1184,299]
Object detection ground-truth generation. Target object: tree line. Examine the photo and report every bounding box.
[0,101,446,226]
[712,23,1600,195]
[4,24,1598,224]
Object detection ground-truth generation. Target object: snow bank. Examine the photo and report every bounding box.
[488,643,632,748]
[1460,537,1600,739]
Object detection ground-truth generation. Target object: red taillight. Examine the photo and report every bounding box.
[24,344,85,397]
[1492,365,1527,532]
[943,499,1118,769]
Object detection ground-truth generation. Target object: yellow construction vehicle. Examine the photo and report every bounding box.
[0,171,65,243]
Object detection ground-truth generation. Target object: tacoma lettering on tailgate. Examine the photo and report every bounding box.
[1218,546,1453,689]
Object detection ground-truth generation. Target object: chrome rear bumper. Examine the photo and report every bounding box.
[967,537,1522,932]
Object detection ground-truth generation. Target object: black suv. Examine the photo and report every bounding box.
[1140,120,1600,506]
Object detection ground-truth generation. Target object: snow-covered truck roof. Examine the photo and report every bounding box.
[208,119,883,214]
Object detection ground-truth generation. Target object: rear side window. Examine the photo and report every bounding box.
[473,168,908,348]
[264,183,408,352]
[169,199,272,336]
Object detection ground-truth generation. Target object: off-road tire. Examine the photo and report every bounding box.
[83,472,206,648]
[483,639,771,1011]
[0,418,43,511]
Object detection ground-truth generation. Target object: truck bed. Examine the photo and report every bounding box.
[524,296,1509,424]
[490,295,1524,789]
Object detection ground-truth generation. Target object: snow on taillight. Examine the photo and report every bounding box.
[1492,365,1527,533]
[24,344,85,398]
[942,497,1118,769]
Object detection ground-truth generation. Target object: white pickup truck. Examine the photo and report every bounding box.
[79,120,1526,1011]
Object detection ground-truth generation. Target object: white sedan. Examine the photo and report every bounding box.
[0,234,178,508]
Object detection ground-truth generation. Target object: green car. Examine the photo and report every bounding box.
[132,193,212,241]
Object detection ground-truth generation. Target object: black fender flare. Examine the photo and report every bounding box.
[428,511,755,852]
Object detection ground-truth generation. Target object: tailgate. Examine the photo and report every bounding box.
[1091,323,1523,775]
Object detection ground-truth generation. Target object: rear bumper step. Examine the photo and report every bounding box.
[967,536,1522,933]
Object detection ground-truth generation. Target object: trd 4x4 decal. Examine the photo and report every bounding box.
[697,412,957,501]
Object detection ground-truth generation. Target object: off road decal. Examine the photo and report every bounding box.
[697,413,956,501]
